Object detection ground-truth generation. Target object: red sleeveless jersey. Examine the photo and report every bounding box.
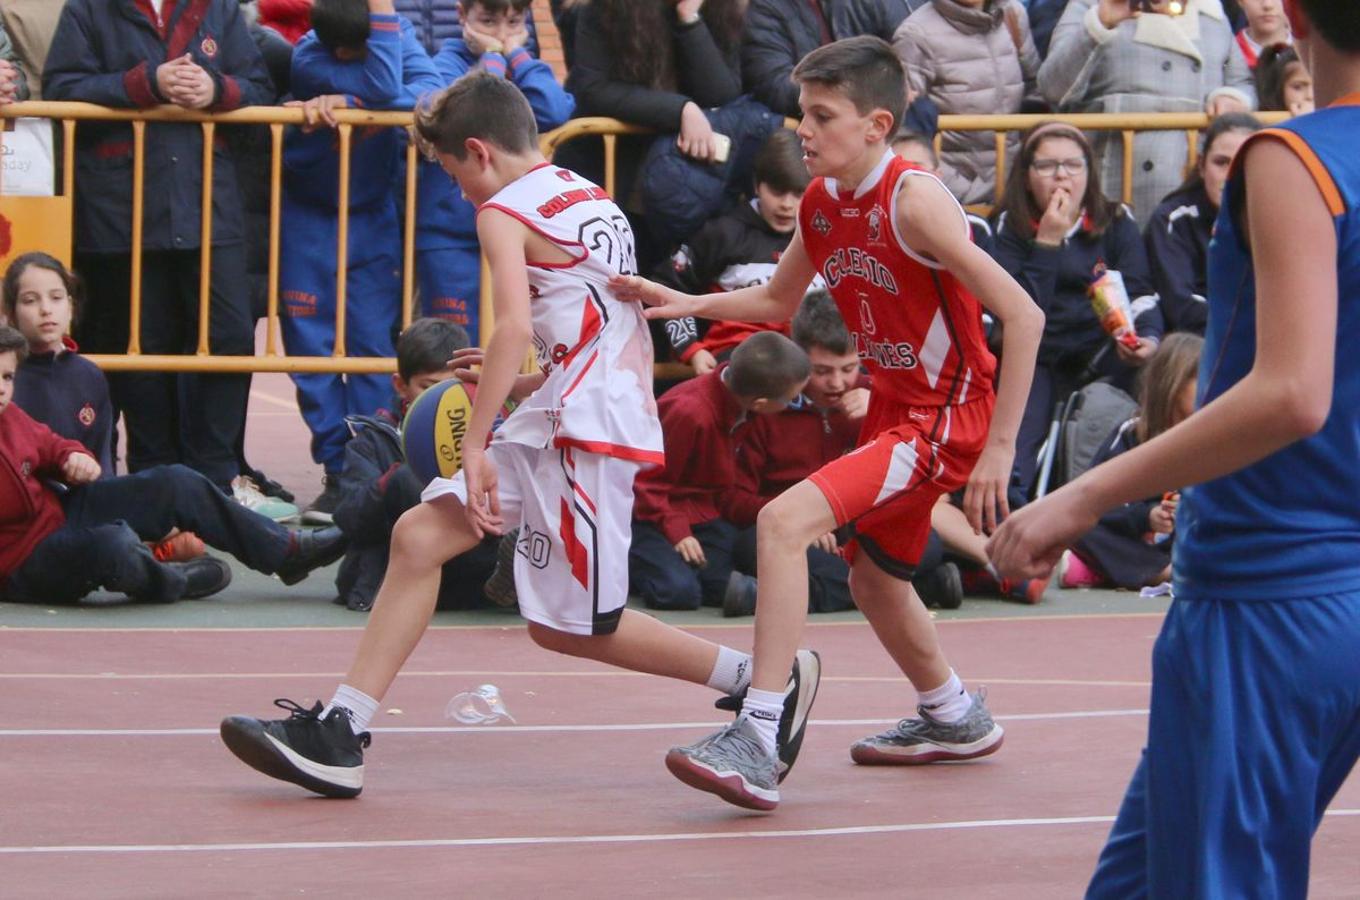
[798,152,996,408]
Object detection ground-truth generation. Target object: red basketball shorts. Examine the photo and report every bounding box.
[808,394,993,579]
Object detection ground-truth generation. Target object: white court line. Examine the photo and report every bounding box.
[0,612,1167,633]
[0,671,1151,687]
[4,810,1358,855]
[247,389,300,412]
[0,708,1149,737]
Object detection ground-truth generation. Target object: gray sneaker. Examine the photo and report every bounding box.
[665,716,780,811]
[850,689,1004,765]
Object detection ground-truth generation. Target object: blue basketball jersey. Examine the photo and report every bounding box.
[1175,97,1360,602]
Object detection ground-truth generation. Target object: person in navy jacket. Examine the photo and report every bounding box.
[43,0,272,495]
[279,0,443,523]
[412,0,574,343]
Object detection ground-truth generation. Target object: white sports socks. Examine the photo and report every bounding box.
[706,646,754,696]
[740,688,784,756]
[324,684,379,734]
[918,670,971,724]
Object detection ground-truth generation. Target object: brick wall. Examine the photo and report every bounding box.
[533,0,567,82]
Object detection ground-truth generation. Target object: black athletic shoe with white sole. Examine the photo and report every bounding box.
[220,699,370,798]
[713,649,821,783]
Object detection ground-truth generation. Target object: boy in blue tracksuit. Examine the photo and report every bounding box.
[990,1,1360,895]
[413,0,573,341]
[281,0,444,521]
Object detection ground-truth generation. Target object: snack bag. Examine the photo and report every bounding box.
[1089,269,1140,350]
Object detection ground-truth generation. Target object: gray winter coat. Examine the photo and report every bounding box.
[893,0,1039,204]
[1037,0,1254,224]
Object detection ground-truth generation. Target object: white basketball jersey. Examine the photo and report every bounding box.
[478,164,664,466]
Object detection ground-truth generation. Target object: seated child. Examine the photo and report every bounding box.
[413,0,575,339]
[4,253,113,474]
[1061,333,1203,590]
[724,291,968,614]
[655,130,811,374]
[1254,43,1314,114]
[332,317,499,611]
[629,331,810,611]
[281,0,444,523]
[0,326,346,605]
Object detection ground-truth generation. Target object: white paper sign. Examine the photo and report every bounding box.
[1,117,56,197]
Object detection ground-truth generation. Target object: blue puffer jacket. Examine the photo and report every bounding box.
[43,0,273,253]
[393,0,538,57]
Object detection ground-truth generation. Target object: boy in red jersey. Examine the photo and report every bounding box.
[614,36,1043,810]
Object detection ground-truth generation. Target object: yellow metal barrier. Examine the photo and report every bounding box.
[0,104,1288,376]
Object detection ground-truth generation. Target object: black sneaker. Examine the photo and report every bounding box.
[713,649,821,783]
[244,465,296,504]
[220,699,370,798]
[721,571,757,618]
[178,556,233,600]
[302,475,342,525]
[914,561,963,610]
[482,529,520,608]
[276,526,348,586]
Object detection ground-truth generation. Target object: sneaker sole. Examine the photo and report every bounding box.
[850,724,1005,766]
[301,510,335,526]
[220,717,363,799]
[777,649,821,783]
[664,750,779,811]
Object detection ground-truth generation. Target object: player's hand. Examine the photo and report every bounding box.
[1115,336,1157,366]
[61,453,101,484]
[678,101,719,163]
[690,348,718,375]
[963,443,1013,535]
[838,387,870,420]
[1035,187,1078,247]
[464,22,503,57]
[674,536,706,567]
[448,347,543,402]
[812,532,839,555]
[987,484,1099,581]
[286,94,349,131]
[461,446,503,537]
[1206,93,1248,118]
[608,274,699,320]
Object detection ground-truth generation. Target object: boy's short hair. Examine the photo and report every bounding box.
[312,0,371,53]
[1298,0,1360,52]
[415,71,539,160]
[2,252,82,326]
[725,331,810,400]
[891,129,939,168]
[461,0,535,14]
[0,324,28,361]
[791,289,852,356]
[753,130,811,195]
[792,36,905,135]
[396,317,471,381]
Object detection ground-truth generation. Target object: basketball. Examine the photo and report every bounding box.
[402,379,515,483]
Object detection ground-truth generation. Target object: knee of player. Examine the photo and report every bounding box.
[756,495,823,550]
[389,506,451,565]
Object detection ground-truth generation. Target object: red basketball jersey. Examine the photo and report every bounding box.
[798,152,996,408]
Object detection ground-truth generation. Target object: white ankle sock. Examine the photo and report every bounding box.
[917,671,971,724]
[323,684,379,734]
[706,646,753,696]
[740,688,783,756]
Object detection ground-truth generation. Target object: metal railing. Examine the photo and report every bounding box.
[0,105,1288,376]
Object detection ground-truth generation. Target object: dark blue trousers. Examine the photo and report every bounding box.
[416,242,482,343]
[629,519,738,611]
[6,465,290,604]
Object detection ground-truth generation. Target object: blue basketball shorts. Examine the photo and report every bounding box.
[1087,591,1360,899]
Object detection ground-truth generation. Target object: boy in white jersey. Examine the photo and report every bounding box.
[219,72,821,803]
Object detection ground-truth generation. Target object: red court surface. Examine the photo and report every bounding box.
[2,615,1357,898]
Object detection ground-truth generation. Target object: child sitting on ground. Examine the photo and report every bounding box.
[0,326,345,605]
[656,130,812,374]
[1060,333,1203,590]
[4,252,113,474]
[332,317,499,611]
[629,330,810,611]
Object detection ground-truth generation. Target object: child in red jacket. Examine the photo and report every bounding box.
[0,326,344,604]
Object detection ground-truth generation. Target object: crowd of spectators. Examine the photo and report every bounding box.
[0,0,1313,607]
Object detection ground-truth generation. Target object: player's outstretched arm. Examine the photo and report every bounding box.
[988,137,1340,580]
[461,208,536,537]
[898,175,1044,534]
[609,229,816,324]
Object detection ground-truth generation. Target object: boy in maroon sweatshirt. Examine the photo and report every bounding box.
[629,332,810,611]
[0,326,343,604]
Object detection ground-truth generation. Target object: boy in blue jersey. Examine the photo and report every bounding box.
[281,0,444,523]
[990,1,1360,896]
[413,0,574,340]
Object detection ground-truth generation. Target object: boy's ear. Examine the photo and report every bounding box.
[867,108,896,145]
[391,373,407,396]
[465,136,493,168]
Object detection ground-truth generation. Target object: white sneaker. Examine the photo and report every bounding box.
[232,476,300,523]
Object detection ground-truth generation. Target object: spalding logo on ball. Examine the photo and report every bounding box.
[402,380,517,483]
